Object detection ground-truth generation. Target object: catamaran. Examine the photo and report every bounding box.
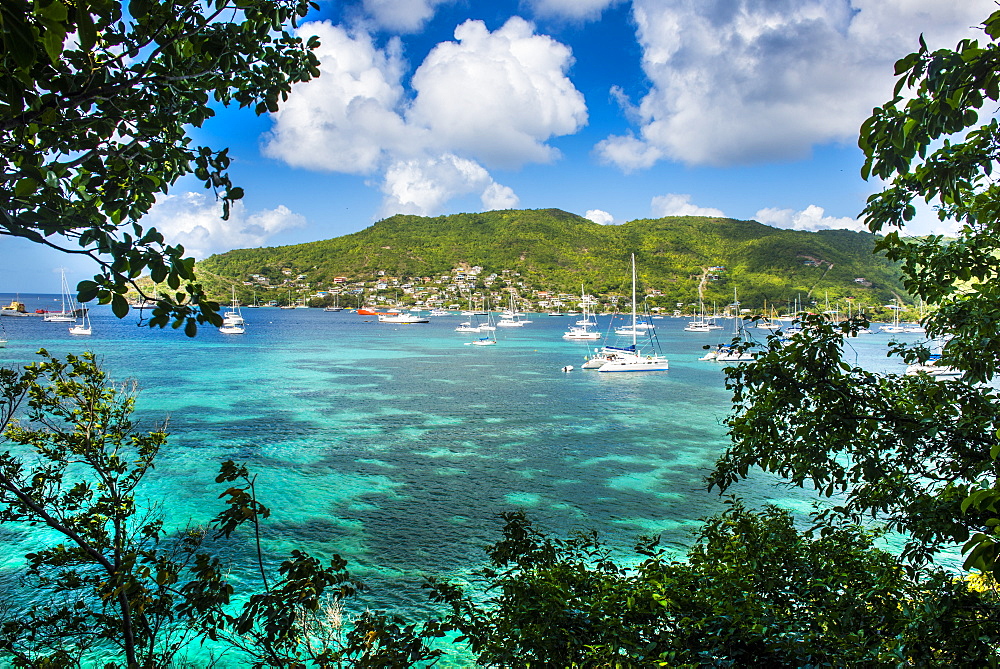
[592,254,669,373]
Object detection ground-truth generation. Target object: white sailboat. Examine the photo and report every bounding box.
[880,301,908,333]
[219,288,245,334]
[684,299,718,332]
[563,285,602,340]
[469,313,497,345]
[497,292,526,327]
[755,301,780,330]
[44,269,78,322]
[597,255,669,373]
[68,304,92,335]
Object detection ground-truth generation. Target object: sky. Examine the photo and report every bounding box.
[3,0,997,292]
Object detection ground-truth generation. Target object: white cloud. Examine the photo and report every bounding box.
[378,154,518,217]
[261,23,413,174]
[266,18,584,216]
[584,209,616,225]
[408,17,588,168]
[362,0,454,33]
[526,0,619,21]
[755,205,867,232]
[651,193,724,218]
[482,182,520,211]
[598,0,996,169]
[142,193,306,258]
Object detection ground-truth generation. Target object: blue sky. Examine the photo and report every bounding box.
[4,0,996,292]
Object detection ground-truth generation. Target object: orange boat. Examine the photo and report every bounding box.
[356,307,379,315]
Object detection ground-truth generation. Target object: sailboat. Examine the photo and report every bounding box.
[455,317,481,332]
[219,287,245,334]
[496,292,526,327]
[880,300,907,333]
[563,285,602,340]
[44,269,79,322]
[467,299,497,345]
[596,255,669,373]
[701,290,753,361]
[68,303,92,335]
[684,299,717,332]
[324,293,344,312]
[755,301,780,330]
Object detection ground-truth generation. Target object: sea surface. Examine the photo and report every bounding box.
[0,293,937,664]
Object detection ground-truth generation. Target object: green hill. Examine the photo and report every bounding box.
[195,208,906,311]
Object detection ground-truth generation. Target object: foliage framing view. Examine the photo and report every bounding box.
[1,0,320,335]
[5,3,1000,667]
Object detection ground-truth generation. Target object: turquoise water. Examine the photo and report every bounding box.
[0,295,927,661]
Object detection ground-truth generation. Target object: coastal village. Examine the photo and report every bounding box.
[216,262,890,319]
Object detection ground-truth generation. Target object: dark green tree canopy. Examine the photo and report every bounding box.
[860,9,1000,383]
[712,8,1000,576]
[1,0,320,334]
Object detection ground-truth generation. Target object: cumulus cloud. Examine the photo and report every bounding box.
[408,17,588,168]
[584,209,616,225]
[261,23,412,174]
[378,154,517,217]
[526,0,619,21]
[755,205,867,233]
[142,193,306,258]
[651,194,724,218]
[598,0,996,169]
[266,17,583,215]
[361,0,454,33]
[482,182,520,211]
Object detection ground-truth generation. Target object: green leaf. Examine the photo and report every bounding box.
[14,177,38,197]
[111,293,129,318]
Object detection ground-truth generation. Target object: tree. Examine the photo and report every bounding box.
[1,0,320,335]
[0,351,440,666]
[710,9,1000,575]
[427,502,1000,667]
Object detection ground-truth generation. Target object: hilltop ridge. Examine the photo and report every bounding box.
[196,209,905,310]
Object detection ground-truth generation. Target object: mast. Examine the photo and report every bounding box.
[60,268,69,315]
[631,253,637,348]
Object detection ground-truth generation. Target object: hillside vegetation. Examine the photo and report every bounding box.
[196,209,905,309]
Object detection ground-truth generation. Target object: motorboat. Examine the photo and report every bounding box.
[905,355,960,379]
[219,288,245,334]
[684,320,714,333]
[563,326,602,340]
[378,312,429,323]
[1,299,29,317]
[469,334,496,346]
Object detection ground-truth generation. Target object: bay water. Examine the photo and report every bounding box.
[0,294,929,663]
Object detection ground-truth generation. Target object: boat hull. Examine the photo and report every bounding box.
[597,357,669,372]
